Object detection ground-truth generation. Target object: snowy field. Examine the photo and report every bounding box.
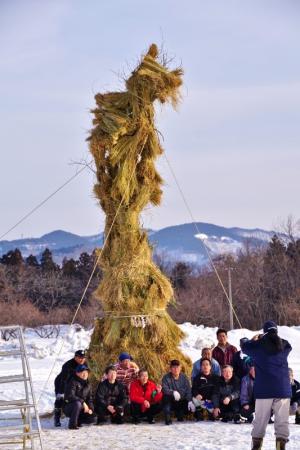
[1,323,300,449]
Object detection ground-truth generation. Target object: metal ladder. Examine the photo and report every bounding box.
[0,325,43,449]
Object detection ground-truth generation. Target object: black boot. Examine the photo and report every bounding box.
[165,414,172,425]
[295,411,300,425]
[276,438,288,450]
[251,437,263,450]
[54,408,61,427]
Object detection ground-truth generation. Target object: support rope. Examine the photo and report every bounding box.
[0,161,94,241]
[163,152,243,329]
[37,156,140,404]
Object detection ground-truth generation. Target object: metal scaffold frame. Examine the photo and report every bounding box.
[0,325,43,449]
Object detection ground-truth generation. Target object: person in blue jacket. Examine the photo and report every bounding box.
[241,320,292,450]
[191,347,221,380]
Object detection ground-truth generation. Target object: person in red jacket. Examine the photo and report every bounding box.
[130,369,163,424]
[212,328,237,367]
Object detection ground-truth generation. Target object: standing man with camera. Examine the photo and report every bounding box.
[241,321,292,450]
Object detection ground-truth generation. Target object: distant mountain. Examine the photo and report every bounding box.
[0,230,104,264]
[0,223,277,265]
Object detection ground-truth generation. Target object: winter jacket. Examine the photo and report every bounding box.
[232,351,252,379]
[242,335,292,399]
[212,344,237,367]
[240,374,255,406]
[192,373,221,403]
[162,372,192,402]
[212,375,240,408]
[191,358,221,379]
[64,375,94,409]
[95,379,127,409]
[55,358,80,394]
[291,379,300,405]
[105,362,139,393]
[130,380,163,412]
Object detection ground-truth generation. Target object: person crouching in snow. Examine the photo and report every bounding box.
[241,321,292,450]
[130,369,163,424]
[212,365,241,423]
[94,365,127,424]
[192,358,221,421]
[113,352,139,395]
[63,364,96,429]
[162,359,195,425]
[289,368,300,425]
[54,349,87,427]
[240,364,256,423]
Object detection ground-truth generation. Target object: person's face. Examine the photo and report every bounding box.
[120,358,130,369]
[222,367,233,381]
[201,360,211,376]
[217,333,227,346]
[107,369,117,383]
[170,365,181,378]
[201,349,212,360]
[249,366,255,378]
[139,371,148,385]
[75,355,86,365]
[77,370,89,380]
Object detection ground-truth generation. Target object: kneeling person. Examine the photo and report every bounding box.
[130,369,163,424]
[95,365,127,424]
[63,364,96,429]
[162,360,195,425]
[212,365,240,423]
[192,358,220,420]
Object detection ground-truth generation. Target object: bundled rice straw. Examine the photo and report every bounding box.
[88,44,191,380]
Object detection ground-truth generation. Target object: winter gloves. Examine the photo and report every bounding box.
[173,390,181,401]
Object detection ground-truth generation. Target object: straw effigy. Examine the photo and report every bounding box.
[87,44,191,380]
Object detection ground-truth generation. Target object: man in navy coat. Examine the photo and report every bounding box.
[241,321,292,450]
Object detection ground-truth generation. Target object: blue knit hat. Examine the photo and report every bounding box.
[118,352,132,361]
[263,320,278,334]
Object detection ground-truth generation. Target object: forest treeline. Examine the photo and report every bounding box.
[0,234,300,329]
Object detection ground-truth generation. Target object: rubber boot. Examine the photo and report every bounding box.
[54,408,61,427]
[251,438,263,450]
[276,438,288,450]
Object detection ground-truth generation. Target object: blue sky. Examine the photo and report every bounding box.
[0,0,300,239]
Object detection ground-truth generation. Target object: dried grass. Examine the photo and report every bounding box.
[88,44,191,381]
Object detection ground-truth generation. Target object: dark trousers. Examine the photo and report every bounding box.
[131,402,162,420]
[163,395,188,419]
[95,404,124,424]
[63,401,96,427]
[241,404,255,422]
[219,399,240,419]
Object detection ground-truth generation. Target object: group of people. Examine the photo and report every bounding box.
[53,321,299,450]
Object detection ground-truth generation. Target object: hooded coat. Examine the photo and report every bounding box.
[242,333,292,399]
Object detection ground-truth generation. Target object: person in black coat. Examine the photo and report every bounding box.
[289,368,300,424]
[232,338,253,380]
[212,365,241,423]
[63,364,96,429]
[192,358,220,420]
[241,320,292,450]
[162,360,195,425]
[94,365,127,424]
[54,349,87,427]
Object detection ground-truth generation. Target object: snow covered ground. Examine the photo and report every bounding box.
[1,323,300,449]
